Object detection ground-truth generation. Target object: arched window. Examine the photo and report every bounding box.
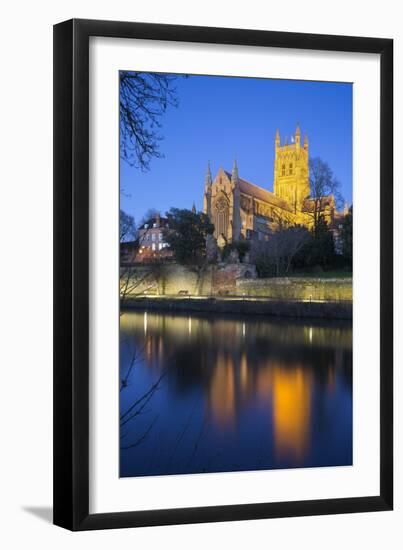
[281,164,286,176]
[289,163,293,175]
[214,196,229,238]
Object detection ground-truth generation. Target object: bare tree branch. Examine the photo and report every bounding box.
[305,157,344,232]
[120,71,178,170]
[120,415,160,450]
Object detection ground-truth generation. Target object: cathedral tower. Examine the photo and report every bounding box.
[274,125,310,212]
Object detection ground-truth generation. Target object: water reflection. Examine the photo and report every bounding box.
[120,311,352,477]
[271,366,311,460]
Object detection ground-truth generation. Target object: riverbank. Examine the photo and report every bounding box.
[122,296,352,320]
[120,263,352,302]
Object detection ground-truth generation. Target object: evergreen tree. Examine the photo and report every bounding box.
[340,206,353,267]
[164,208,214,265]
[311,215,335,268]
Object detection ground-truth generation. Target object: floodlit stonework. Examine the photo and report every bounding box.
[203,125,340,245]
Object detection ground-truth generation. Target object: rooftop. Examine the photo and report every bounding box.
[223,171,292,211]
[139,216,169,230]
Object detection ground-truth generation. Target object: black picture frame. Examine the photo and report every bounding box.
[53,18,393,531]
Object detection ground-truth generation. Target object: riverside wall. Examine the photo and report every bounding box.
[121,263,352,302]
[237,277,352,302]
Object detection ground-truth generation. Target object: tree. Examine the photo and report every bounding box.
[251,225,311,277]
[120,343,166,450]
[340,206,353,266]
[222,241,250,263]
[297,215,335,269]
[120,71,178,170]
[308,157,343,232]
[120,209,136,242]
[164,208,214,265]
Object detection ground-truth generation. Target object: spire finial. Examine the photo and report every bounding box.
[192,201,196,214]
[232,158,239,185]
[295,123,301,146]
[275,129,280,155]
[205,161,212,188]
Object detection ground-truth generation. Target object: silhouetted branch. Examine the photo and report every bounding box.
[120,71,178,170]
[120,343,146,391]
[120,372,166,426]
[120,415,160,450]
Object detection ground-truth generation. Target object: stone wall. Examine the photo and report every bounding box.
[120,263,352,302]
[120,262,256,297]
[237,277,352,302]
[120,263,200,296]
[212,263,256,295]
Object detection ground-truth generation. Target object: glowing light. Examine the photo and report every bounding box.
[240,353,248,391]
[272,367,311,460]
[188,316,192,335]
[242,322,246,337]
[209,354,235,428]
[309,327,313,343]
[143,311,148,334]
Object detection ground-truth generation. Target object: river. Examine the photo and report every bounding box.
[120,310,352,477]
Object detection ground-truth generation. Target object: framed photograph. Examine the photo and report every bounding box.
[53,19,393,530]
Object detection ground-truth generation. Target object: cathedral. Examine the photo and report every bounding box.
[203,125,338,246]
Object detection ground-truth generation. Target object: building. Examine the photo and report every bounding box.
[203,125,342,245]
[120,214,173,265]
[136,214,173,261]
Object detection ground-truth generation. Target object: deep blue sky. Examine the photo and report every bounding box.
[120,74,352,223]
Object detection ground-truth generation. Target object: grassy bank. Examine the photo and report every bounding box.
[288,271,352,279]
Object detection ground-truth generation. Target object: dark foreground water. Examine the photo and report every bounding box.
[120,310,352,477]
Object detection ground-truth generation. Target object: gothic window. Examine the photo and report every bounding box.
[289,163,293,175]
[282,164,286,176]
[214,196,229,238]
[215,197,227,212]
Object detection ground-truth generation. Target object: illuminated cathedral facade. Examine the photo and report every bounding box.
[203,125,338,245]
